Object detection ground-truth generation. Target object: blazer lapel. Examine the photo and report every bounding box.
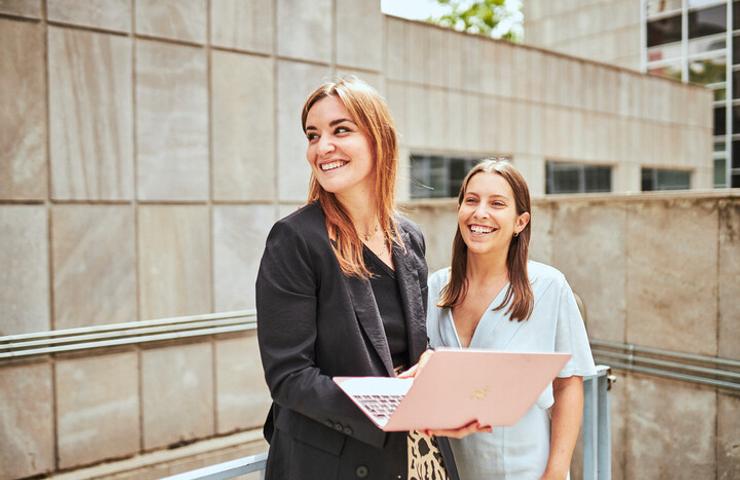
[392,231,427,365]
[345,274,395,376]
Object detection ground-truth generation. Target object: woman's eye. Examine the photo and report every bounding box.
[306,133,318,142]
[492,201,505,207]
[335,126,350,134]
[464,198,476,204]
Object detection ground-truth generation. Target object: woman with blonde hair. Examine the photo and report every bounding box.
[425,159,596,480]
[256,76,458,480]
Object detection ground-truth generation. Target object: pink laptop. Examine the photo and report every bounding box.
[334,349,570,432]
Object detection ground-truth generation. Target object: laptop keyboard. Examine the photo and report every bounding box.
[355,394,404,420]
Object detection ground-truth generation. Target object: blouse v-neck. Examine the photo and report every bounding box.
[448,282,510,348]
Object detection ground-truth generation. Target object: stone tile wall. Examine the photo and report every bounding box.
[405,191,739,480]
[0,1,724,477]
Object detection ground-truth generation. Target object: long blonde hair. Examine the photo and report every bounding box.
[301,76,401,277]
[438,160,534,321]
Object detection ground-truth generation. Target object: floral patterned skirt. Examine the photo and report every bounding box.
[408,430,450,480]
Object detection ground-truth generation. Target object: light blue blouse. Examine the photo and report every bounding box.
[427,261,597,480]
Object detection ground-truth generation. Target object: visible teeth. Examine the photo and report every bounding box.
[320,161,347,171]
[470,225,493,234]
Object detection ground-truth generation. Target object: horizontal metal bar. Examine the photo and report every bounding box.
[0,317,254,352]
[161,452,268,480]
[592,349,740,380]
[590,338,740,368]
[599,360,740,391]
[0,324,257,359]
[0,309,257,343]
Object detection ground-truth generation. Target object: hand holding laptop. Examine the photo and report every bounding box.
[334,349,570,432]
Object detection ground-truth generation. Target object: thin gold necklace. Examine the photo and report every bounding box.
[361,223,380,242]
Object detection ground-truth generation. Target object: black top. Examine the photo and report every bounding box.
[364,246,409,369]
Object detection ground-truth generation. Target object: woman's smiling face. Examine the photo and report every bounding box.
[304,95,374,198]
[458,171,529,256]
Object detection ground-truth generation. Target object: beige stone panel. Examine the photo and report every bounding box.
[138,206,211,320]
[142,342,214,449]
[427,88,448,151]
[385,17,406,82]
[552,202,627,340]
[446,31,464,91]
[277,0,331,63]
[626,199,718,355]
[0,206,49,335]
[495,98,514,155]
[405,203,457,272]
[136,0,206,43]
[278,203,301,219]
[51,205,136,328]
[479,96,499,154]
[0,362,54,478]
[276,61,330,202]
[56,351,139,468]
[511,102,530,156]
[523,102,543,157]
[0,0,40,17]
[513,154,545,197]
[718,393,740,480]
[613,161,640,193]
[0,19,46,200]
[529,200,552,263]
[719,199,740,359]
[425,26,448,89]
[48,0,130,32]
[510,47,529,101]
[405,22,428,86]
[210,0,273,53]
[213,205,274,311]
[478,40,497,97]
[336,0,382,71]
[212,51,274,202]
[136,41,208,201]
[404,85,430,148]
[495,41,514,98]
[48,27,133,201]
[460,93,480,153]
[216,333,272,433]
[624,374,715,479]
[385,81,407,144]
[446,90,465,152]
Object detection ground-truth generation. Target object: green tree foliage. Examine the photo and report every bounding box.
[429,0,521,42]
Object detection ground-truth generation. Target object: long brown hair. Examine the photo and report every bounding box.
[438,159,534,321]
[301,76,401,277]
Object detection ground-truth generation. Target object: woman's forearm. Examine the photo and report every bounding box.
[542,376,584,480]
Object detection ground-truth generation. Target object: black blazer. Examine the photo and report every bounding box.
[256,202,458,480]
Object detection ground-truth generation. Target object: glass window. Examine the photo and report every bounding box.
[689,0,726,7]
[714,86,727,100]
[688,5,726,39]
[715,105,727,134]
[648,42,683,62]
[688,35,726,56]
[648,63,683,81]
[732,172,740,187]
[546,162,612,194]
[733,140,740,167]
[689,56,726,84]
[641,168,692,191]
[714,157,727,187]
[733,70,740,98]
[410,155,494,198]
[733,106,740,133]
[734,35,740,65]
[647,0,683,17]
[735,0,740,30]
[715,140,727,151]
[647,15,683,47]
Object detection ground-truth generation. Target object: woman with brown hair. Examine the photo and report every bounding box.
[256,76,458,480]
[425,159,596,480]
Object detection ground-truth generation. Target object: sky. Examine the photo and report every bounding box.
[380,0,524,39]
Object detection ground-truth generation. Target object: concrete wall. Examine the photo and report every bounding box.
[523,0,643,71]
[0,0,725,477]
[406,191,739,480]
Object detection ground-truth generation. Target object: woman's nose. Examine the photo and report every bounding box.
[318,136,335,155]
[473,203,489,218]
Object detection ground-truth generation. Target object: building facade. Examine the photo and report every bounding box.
[524,0,739,188]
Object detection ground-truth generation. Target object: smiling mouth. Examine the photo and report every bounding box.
[320,160,348,172]
[469,224,495,235]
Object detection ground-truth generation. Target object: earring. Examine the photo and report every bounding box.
[513,231,519,238]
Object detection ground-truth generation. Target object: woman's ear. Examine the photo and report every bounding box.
[515,211,531,235]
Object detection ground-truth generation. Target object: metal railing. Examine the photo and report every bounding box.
[161,367,614,480]
[0,310,257,360]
